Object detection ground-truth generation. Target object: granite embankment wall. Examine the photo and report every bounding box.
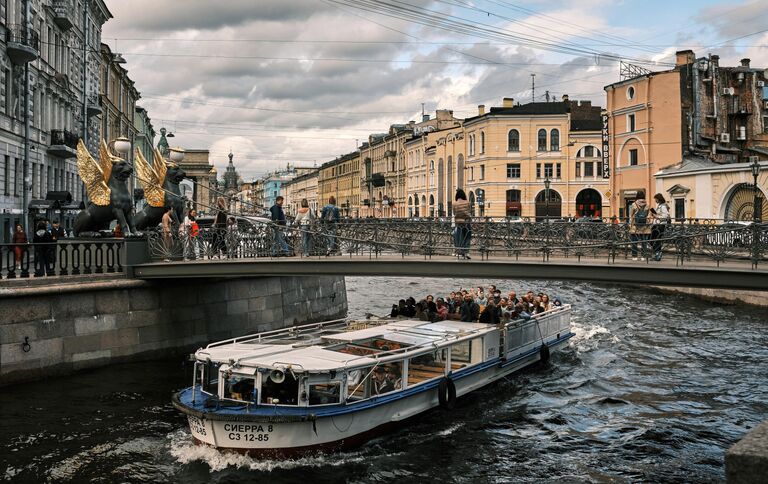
[0,274,347,385]
[652,286,768,307]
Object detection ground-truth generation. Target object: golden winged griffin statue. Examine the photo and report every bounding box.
[133,148,186,230]
[73,139,137,236]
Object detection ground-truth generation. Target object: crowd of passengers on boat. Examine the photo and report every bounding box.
[389,285,563,325]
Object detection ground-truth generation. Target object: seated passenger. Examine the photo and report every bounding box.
[553,298,563,308]
[542,294,552,311]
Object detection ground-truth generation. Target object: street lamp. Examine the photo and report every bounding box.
[751,157,762,223]
[544,175,551,223]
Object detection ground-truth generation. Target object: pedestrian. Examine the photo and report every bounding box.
[212,197,227,258]
[320,196,340,255]
[628,190,652,261]
[293,198,314,256]
[33,220,53,276]
[183,209,199,260]
[453,188,472,259]
[650,193,671,261]
[12,223,27,269]
[269,196,292,256]
[49,219,66,272]
[161,206,174,261]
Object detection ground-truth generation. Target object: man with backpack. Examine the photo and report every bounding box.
[320,196,341,255]
[628,190,652,261]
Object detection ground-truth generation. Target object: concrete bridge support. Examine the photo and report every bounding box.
[0,274,347,386]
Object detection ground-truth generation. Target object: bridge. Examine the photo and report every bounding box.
[134,218,767,290]
[2,219,767,290]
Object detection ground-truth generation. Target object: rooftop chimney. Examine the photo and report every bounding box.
[675,50,695,66]
[562,94,569,102]
[502,97,514,108]
[710,54,720,68]
[741,58,751,68]
[478,104,485,115]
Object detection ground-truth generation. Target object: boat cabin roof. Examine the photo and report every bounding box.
[195,318,494,373]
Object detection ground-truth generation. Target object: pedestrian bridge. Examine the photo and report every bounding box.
[126,219,768,290]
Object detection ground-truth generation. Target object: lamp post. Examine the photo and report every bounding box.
[544,175,551,223]
[751,158,762,223]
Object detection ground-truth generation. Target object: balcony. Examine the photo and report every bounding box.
[6,24,40,64]
[52,0,75,30]
[87,94,103,116]
[48,129,79,158]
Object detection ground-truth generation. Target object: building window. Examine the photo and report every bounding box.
[508,129,520,151]
[479,164,485,180]
[469,166,474,181]
[537,129,547,151]
[536,163,541,179]
[556,163,561,179]
[544,163,553,178]
[469,134,475,156]
[584,162,594,177]
[506,163,521,178]
[550,129,560,151]
[597,161,603,177]
[627,85,635,100]
[3,155,8,195]
[14,158,20,196]
[629,149,638,166]
[764,115,768,134]
[575,162,581,177]
[627,113,636,132]
[584,145,594,157]
[480,131,485,153]
[674,198,685,221]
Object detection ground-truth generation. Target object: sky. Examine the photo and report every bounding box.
[101,0,768,180]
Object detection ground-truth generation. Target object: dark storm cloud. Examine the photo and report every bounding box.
[105,0,329,32]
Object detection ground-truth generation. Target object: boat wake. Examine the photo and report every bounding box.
[569,320,618,352]
[167,429,369,472]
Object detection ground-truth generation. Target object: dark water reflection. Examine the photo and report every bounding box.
[1,278,766,483]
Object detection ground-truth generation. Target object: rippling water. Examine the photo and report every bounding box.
[1,278,766,483]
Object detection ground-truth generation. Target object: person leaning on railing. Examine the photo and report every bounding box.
[32,220,53,277]
[453,188,472,260]
[12,223,27,270]
[628,190,652,261]
[293,198,314,256]
[650,193,671,261]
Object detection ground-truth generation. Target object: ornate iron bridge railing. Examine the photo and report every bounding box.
[0,240,123,279]
[145,219,768,269]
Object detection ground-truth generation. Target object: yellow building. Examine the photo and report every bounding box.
[283,170,319,216]
[361,110,461,217]
[405,97,607,219]
[318,152,361,217]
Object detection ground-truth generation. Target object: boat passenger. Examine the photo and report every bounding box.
[436,298,448,321]
[460,294,480,322]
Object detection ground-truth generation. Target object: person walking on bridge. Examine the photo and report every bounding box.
[628,190,652,261]
[270,196,292,257]
[293,198,314,256]
[650,193,671,261]
[453,189,472,259]
[320,196,340,256]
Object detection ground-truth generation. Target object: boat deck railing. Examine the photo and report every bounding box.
[204,317,349,348]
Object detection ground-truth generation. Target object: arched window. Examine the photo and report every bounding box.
[480,131,485,153]
[550,129,560,151]
[508,129,520,152]
[537,129,547,151]
[469,134,475,156]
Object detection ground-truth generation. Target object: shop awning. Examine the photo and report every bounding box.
[45,191,73,203]
[28,199,60,210]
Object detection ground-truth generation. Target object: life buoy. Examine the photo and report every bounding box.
[539,344,550,363]
[438,377,457,410]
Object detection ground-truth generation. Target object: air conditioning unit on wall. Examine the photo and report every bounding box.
[720,133,730,143]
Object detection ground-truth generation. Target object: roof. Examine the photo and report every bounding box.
[656,156,723,175]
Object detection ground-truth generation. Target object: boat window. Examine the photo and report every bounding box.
[408,349,447,386]
[346,368,373,402]
[224,374,256,402]
[260,371,299,406]
[199,361,220,395]
[372,361,403,396]
[451,340,471,370]
[309,382,341,405]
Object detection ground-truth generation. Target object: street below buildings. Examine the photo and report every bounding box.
[1,276,765,482]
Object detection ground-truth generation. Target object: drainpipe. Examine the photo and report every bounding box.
[22,0,31,233]
[81,1,88,145]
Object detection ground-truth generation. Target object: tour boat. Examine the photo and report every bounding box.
[173,305,574,456]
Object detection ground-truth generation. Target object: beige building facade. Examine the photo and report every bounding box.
[283,170,319,216]
[404,98,606,219]
[318,152,360,217]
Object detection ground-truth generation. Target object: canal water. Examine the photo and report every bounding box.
[1,277,766,483]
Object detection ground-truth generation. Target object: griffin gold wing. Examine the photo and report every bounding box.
[98,139,113,183]
[77,140,110,206]
[135,149,165,208]
[152,148,168,188]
